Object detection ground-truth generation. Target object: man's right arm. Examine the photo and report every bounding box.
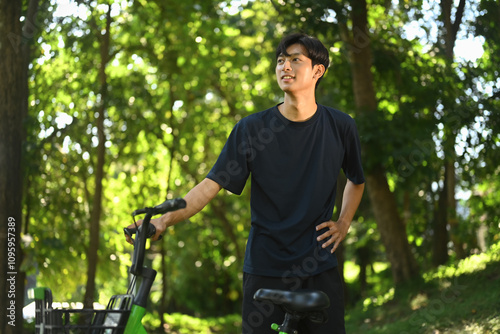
[126,178,222,243]
[160,177,222,228]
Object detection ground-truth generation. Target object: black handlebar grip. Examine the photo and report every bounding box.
[153,198,187,215]
[144,223,157,238]
[131,198,187,217]
[123,224,162,240]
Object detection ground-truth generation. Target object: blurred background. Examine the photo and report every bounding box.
[1,0,499,333]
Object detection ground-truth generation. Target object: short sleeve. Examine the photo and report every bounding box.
[342,119,365,185]
[206,121,250,195]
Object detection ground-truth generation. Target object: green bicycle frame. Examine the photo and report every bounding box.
[123,304,147,334]
[123,254,158,334]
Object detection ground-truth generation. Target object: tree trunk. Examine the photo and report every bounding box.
[365,168,419,283]
[0,1,24,332]
[432,181,449,266]
[1,0,38,332]
[338,0,419,285]
[445,159,465,258]
[83,5,112,309]
[438,0,467,260]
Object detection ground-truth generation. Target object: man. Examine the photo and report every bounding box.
[126,33,365,333]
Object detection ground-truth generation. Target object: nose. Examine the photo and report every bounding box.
[282,59,292,71]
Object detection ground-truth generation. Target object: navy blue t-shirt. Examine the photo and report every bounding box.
[206,104,365,277]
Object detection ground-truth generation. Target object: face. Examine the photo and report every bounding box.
[275,43,323,94]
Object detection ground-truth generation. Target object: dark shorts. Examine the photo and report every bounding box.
[241,267,345,334]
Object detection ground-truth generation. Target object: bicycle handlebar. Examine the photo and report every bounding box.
[123,223,157,240]
[131,198,187,217]
[125,198,186,276]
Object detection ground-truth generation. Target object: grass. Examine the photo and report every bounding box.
[145,313,241,333]
[345,242,500,333]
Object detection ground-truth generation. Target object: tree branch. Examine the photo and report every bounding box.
[269,0,282,15]
[452,0,466,41]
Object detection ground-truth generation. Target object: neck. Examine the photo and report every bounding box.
[279,92,317,122]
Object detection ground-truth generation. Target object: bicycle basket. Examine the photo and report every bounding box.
[32,287,133,334]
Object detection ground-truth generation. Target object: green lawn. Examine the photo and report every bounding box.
[345,242,500,334]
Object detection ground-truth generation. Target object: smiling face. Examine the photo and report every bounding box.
[275,43,324,95]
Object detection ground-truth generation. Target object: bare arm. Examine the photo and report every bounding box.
[316,180,365,253]
[126,178,222,243]
[337,179,365,226]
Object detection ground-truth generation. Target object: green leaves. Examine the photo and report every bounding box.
[22,0,500,321]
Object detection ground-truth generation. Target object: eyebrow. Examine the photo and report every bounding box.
[278,52,306,58]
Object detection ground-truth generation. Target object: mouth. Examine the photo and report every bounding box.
[281,75,294,81]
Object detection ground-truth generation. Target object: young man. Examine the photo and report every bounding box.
[126,33,365,333]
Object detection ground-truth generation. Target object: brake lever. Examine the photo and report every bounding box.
[123,224,162,244]
[124,227,136,244]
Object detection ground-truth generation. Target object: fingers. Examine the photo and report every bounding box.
[151,229,162,241]
[125,234,134,245]
[316,221,336,242]
[151,218,165,241]
[331,238,342,254]
[321,234,338,253]
[315,221,329,231]
[316,220,345,253]
[124,218,165,243]
[124,219,143,245]
[128,218,143,229]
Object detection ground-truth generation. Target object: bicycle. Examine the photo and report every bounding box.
[30,198,331,334]
[30,198,186,334]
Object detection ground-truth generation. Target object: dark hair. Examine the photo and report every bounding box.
[275,33,330,88]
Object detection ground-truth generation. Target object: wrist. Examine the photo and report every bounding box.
[159,213,171,228]
[337,217,352,227]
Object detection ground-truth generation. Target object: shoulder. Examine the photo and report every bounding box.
[319,104,355,124]
[241,106,276,122]
[234,106,278,130]
[319,105,360,139]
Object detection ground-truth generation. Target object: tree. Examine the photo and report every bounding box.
[466,0,500,248]
[82,2,114,309]
[1,0,39,333]
[0,2,24,333]
[341,0,419,285]
[23,0,127,307]
[431,0,468,264]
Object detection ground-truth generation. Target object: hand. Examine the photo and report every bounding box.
[316,219,351,253]
[125,217,166,245]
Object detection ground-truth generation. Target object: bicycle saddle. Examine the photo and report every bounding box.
[253,288,330,313]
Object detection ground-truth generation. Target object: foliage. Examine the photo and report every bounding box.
[18,0,500,325]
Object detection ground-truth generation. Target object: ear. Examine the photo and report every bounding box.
[313,64,326,79]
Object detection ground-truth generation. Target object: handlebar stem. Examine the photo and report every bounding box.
[129,210,154,276]
[133,267,157,308]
